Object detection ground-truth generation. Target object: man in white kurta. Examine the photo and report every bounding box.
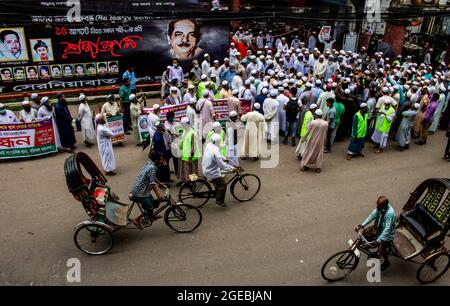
[241,103,267,159]
[95,114,116,175]
[186,98,200,135]
[226,111,240,166]
[147,104,161,140]
[263,90,279,143]
[0,103,18,123]
[19,101,37,123]
[196,91,215,139]
[77,94,95,147]
[37,96,62,150]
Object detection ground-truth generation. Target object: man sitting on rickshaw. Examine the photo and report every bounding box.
[130,150,167,229]
[356,196,397,271]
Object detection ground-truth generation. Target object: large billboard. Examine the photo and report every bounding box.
[0,1,230,93]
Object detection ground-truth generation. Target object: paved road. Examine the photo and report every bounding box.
[0,124,449,285]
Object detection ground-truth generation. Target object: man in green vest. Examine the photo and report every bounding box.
[295,103,317,159]
[346,103,369,160]
[197,74,208,100]
[371,96,396,154]
[206,121,226,157]
[178,117,201,181]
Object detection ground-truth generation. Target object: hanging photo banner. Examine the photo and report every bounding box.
[0,118,57,159]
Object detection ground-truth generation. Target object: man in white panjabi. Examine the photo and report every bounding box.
[19,100,37,123]
[95,113,116,176]
[77,94,95,147]
[241,103,266,160]
[300,109,328,173]
[37,96,62,151]
[147,104,161,140]
[196,91,215,139]
[263,89,279,143]
[186,98,200,134]
[226,111,240,166]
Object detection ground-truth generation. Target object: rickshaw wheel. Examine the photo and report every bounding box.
[74,222,114,255]
[321,250,360,282]
[416,251,450,284]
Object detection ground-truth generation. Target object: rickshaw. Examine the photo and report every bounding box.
[321,178,450,284]
[64,152,203,255]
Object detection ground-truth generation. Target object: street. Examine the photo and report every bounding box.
[1,126,449,286]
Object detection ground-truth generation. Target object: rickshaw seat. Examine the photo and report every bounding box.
[400,204,443,241]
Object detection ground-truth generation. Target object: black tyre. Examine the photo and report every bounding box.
[417,251,450,284]
[164,204,202,233]
[321,250,359,282]
[74,222,113,255]
[178,179,212,208]
[230,174,261,202]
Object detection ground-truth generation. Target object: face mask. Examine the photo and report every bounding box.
[173,64,178,68]
[168,118,174,123]
[194,64,199,68]
[24,106,31,112]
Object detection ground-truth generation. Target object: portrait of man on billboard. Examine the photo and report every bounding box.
[167,19,204,61]
[97,62,108,75]
[0,28,29,62]
[108,61,119,74]
[39,65,51,79]
[63,64,73,77]
[86,63,97,76]
[13,67,26,80]
[26,66,38,79]
[51,65,62,78]
[1,68,13,81]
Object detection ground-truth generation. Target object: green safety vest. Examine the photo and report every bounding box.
[300,111,313,138]
[212,82,220,100]
[353,111,368,138]
[376,106,394,133]
[180,128,201,161]
[206,130,226,157]
[197,82,207,100]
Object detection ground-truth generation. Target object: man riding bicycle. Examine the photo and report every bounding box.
[356,196,397,271]
[202,133,234,207]
[130,150,167,229]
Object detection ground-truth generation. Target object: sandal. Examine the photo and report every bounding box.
[315,168,321,173]
[345,154,352,160]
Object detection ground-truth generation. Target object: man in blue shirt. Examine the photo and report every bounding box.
[356,196,397,271]
[122,65,137,93]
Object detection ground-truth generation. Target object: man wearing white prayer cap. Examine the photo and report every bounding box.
[395,102,420,151]
[147,104,161,140]
[19,100,37,123]
[346,103,369,159]
[30,92,41,110]
[263,89,279,143]
[0,103,18,123]
[300,105,328,173]
[95,113,116,175]
[372,91,396,153]
[75,93,95,147]
[240,101,266,160]
[226,110,240,166]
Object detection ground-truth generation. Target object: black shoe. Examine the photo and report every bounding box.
[381,260,391,271]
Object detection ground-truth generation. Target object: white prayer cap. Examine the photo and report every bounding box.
[188,84,196,90]
[382,87,389,93]
[210,74,217,78]
[21,100,30,106]
[79,94,86,101]
[245,79,251,85]
[232,89,239,95]
[302,76,308,82]
[344,89,351,95]
[95,113,104,123]
[236,52,241,56]
[224,57,229,62]
[393,84,399,90]
[283,82,289,88]
[40,97,49,104]
[204,53,209,57]
[261,88,268,95]
[0,103,4,108]
[297,72,303,78]
[278,86,284,92]
[211,133,221,144]
[170,86,177,92]
[360,103,368,108]
[202,91,210,97]
[305,82,313,88]
[269,89,278,97]
[222,80,228,86]
[309,103,317,110]
[278,72,285,79]
[403,85,410,90]
[129,94,136,101]
[315,109,323,117]
[152,104,160,110]
[189,98,197,104]
[253,103,261,110]
[272,81,279,87]
[414,103,420,109]
[212,121,221,128]
[340,50,345,55]
[251,69,257,75]
[289,78,296,84]
[107,93,114,100]
[229,111,238,117]
[332,82,337,88]
[31,93,38,99]
[181,117,190,124]
[201,74,207,80]
[213,60,219,64]
[230,42,235,46]
[269,70,275,76]
[315,79,322,85]
[327,78,333,84]
[261,81,269,87]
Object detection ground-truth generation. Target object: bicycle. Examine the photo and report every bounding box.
[177,162,261,208]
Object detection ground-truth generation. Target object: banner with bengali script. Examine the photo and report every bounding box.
[106,115,125,143]
[137,99,251,141]
[0,119,57,159]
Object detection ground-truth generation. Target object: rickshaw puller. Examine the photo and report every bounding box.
[356,196,397,271]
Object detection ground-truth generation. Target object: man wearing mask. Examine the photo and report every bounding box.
[183,85,197,104]
[202,133,234,207]
[30,93,41,110]
[0,103,18,123]
[38,96,62,151]
[168,58,184,84]
[161,66,171,99]
[356,196,397,271]
[191,59,202,83]
[165,87,181,106]
[19,100,37,123]
[76,94,95,148]
[101,94,120,117]
[54,92,76,153]
[95,113,116,176]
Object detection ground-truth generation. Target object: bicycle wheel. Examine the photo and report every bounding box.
[74,222,113,255]
[321,250,359,282]
[230,174,261,202]
[164,204,202,233]
[416,251,450,284]
[178,179,212,208]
